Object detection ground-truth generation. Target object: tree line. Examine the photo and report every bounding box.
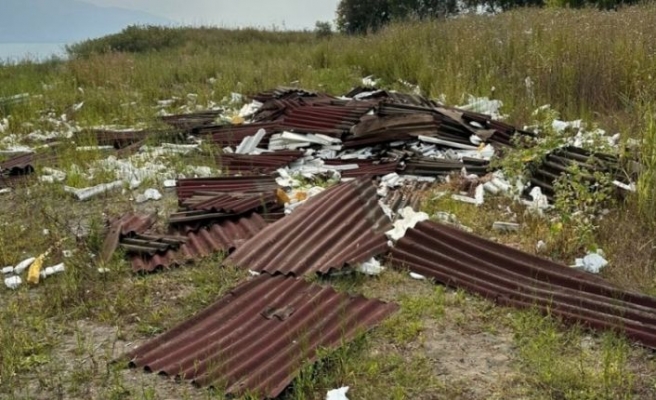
[331,0,638,35]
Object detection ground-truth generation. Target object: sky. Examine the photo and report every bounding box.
[81,0,341,30]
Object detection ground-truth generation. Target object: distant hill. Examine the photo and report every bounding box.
[0,0,171,43]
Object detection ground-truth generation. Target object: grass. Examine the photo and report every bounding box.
[3,3,656,399]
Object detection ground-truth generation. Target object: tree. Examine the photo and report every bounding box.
[336,0,459,35]
[336,0,391,35]
[314,21,333,38]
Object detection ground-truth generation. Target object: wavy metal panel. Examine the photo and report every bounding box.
[224,178,391,276]
[390,221,656,348]
[127,274,399,398]
[100,213,157,263]
[131,213,267,272]
[175,176,279,201]
[215,151,303,174]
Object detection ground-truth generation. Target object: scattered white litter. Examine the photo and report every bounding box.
[76,145,114,151]
[13,257,35,274]
[458,96,506,120]
[4,276,21,290]
[97,268,110,274]
[573,250,608,274]
[2,266,13,274]
[39,167,66,183]
[418,135,478,150]
[163,179,176,188]
[0,188,11,194]
[62,250,73,258]
[326,386,350,400]
[386,207,429,241]
[536,240,547,253]
[521,186,550,215]
[613,180,636,192]
[64,180,123,201]
[248,270,260,276]
[362,75,379,87]
[136,188,162,203]
[410,272,426,280]
[358,258,384,276]
[40,263,65,279]
[238,100,263,118]
[451,184,485,206]
[492,221,520,233]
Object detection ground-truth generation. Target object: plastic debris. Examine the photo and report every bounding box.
[522,186,550,215]
[386,207,429,241]
[40,263,65,279]
[27,254,46,285]
[492,221,520,233]
[536,240,547,253]
[0,188,11,195]
[13,257,35,274]
[235,128,266,154]
[358,258,384,276]
[4,276,21,290]
[2,266,13,274]
[64,180,123,201]
[410,272,426,280]
[573,250,609,274]
[326,386,350,400]
[163,179,177,188]
[136,188,162,203]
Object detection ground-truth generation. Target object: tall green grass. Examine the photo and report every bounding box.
[2,5,656,129]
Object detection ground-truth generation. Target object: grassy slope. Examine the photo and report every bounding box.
[2,5,656,400]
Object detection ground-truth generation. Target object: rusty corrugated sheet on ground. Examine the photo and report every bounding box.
[126,274,399,398]
[323,159,400,178]
[382,181,432,216]
[160,110,223,129]
[195,122,280,147]
[344,113,439,148]
[100,212,157,263]
[131,213,267,272]
[216,151,303,174]
[224,178,391,276]
[400,157,489,176]
[181,191,278,213]
[175,176,279,201]
[0,151,57,175]
[345,87,437,108]
[389,221,656,349]
[526,145,629,202]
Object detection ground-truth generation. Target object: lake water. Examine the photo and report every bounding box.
[0,43,68,64]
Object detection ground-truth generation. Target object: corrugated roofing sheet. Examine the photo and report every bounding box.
[160,110,223,129]
[382,180,432,216]
[224,178,392,276]
[323,159,400,178]
[175,176,279,201]
[126,274,399,398]
[389,221,656,349]
[216,151,303,174]
[131,213,267,272]
[100,212,157,263]
[0,151,57,175]
[400,157,489,176]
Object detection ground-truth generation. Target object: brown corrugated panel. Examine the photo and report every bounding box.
[181,191,278,213]
[390,221,656,348]
[126,274,399,398]
[224,178,392,276]
[160,110,223,129]
[323,159,400,178]
[400,157,490,176]
[0,151,57,175]
[382,181,432,216]
[100,213,157,263]
[194,122,280,147]
[216,151,303,174]
[131,213,267,272]
[175,176,279,201]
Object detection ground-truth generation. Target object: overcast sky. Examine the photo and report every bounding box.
[81,0,341,30]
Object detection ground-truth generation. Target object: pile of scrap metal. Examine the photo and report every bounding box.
[120,174,656,399]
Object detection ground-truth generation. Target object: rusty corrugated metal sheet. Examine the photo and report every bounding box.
[100,213,157,263]
[389,221,656,349]
[400,157,490,176]
[224,178,391,276]
[175,176,279,201]
[181,191,278,213]
[0,151,57,175]
[216,151,303,174]
[126,274,399,398]
[525,145,629,202]
[195,122,280,147]
[160,110,223,129]
[323,159,400,178]
[131,213,267,272]
[382,181,432,216]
